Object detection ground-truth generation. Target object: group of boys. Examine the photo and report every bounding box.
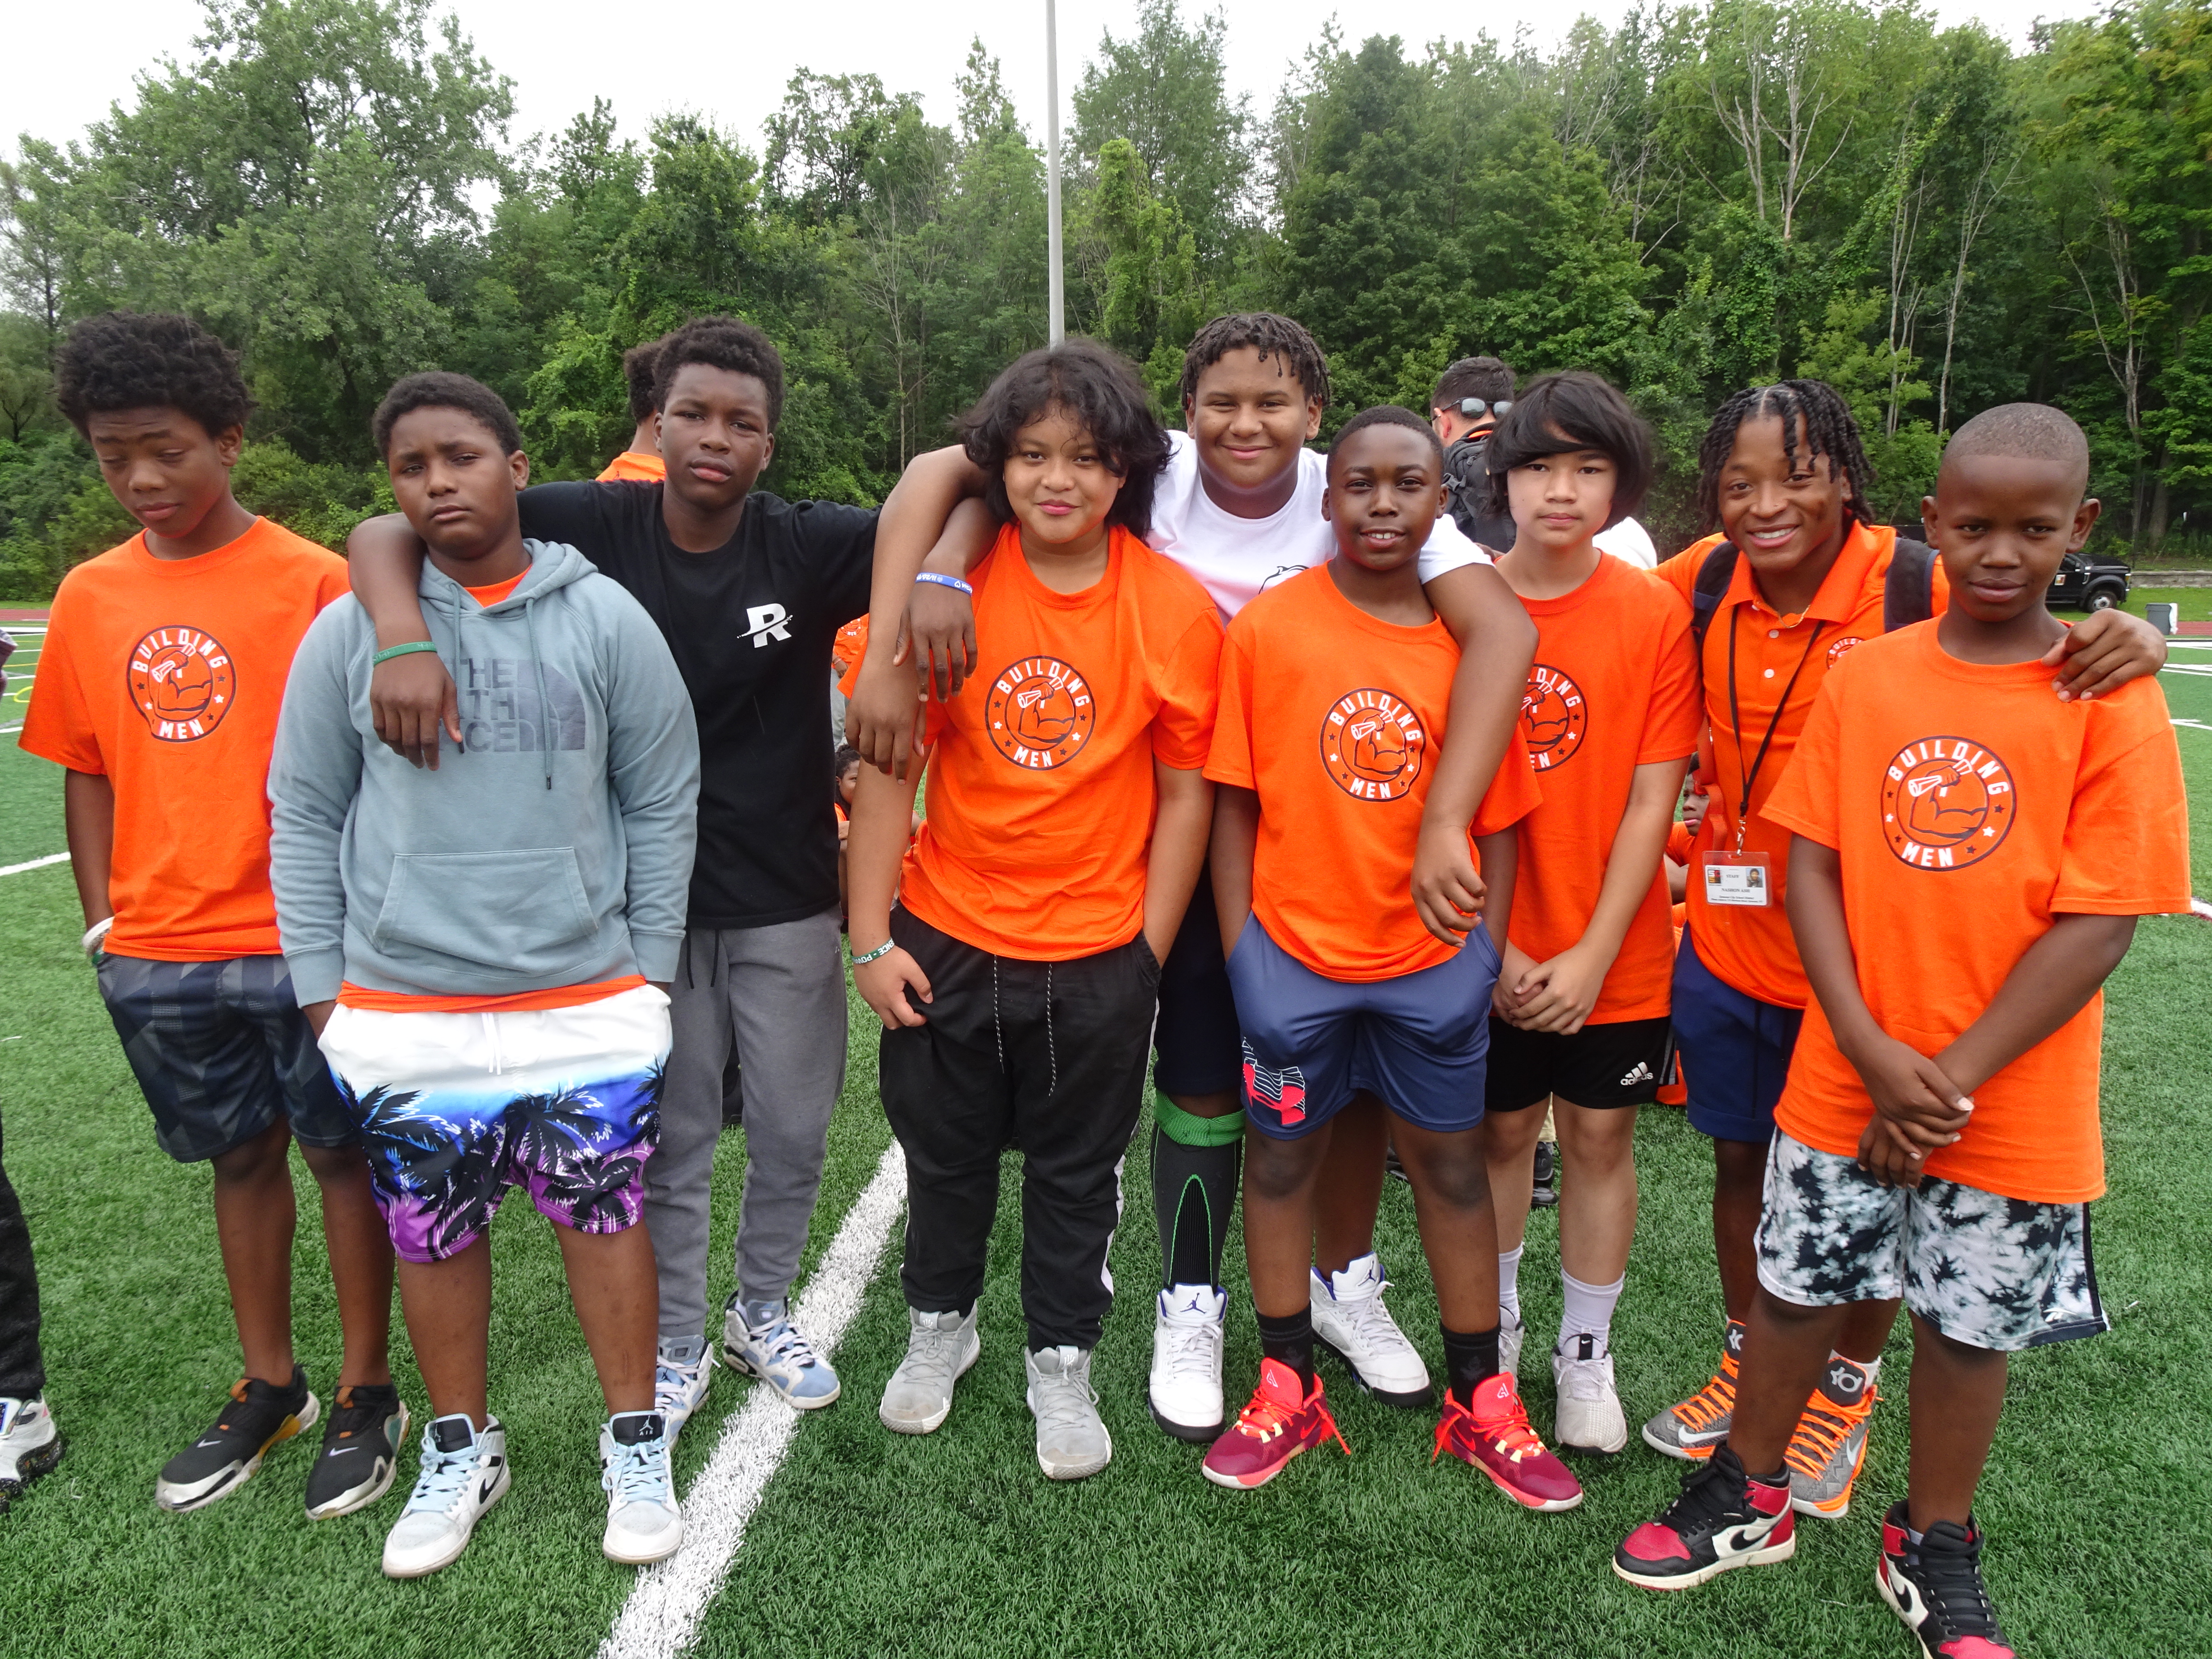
[2,299,2187,1659]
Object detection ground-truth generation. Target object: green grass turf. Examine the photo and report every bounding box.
[2123,586,2212,624]
[3,666,2209,1658]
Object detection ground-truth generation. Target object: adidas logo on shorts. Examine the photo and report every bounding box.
[1619,1061,1654,1087]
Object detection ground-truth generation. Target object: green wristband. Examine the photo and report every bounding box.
[372,640,441,666]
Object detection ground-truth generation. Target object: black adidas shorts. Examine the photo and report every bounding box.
[1484,1015,1673,1114]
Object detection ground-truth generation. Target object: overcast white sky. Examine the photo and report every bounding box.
[11,0,2089,162]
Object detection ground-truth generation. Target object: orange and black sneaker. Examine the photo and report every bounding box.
[1201,1359,1348,1490]
[155,1366,320,1512]
[1640,1318,1743,1462]
[1784,1354,1877,1519]
[1433,1373,1582,1512]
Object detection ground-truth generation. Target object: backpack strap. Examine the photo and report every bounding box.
[1883,537,1937,633]
[1689,541,1739,653]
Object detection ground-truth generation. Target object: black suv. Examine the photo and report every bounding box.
[2045,548,2132,612]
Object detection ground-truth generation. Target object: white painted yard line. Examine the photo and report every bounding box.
[0,852,69,877]
[600,1140,908,1659]
[2174,718,2212,732]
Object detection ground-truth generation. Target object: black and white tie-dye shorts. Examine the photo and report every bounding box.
[1753,1130,2106,1353]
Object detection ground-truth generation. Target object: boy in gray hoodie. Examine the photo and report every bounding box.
[269,373,700,1580]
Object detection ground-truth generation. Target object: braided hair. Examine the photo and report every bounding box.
[1178,313,1331,411]
[1695,380,1873,533]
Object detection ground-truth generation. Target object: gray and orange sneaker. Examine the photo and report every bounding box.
[1433,1373,1583,1512]
[1641,1318,1743,1461]
[1785,1354,1878,1518]
[156,1367,319,1512]
[1202,1359,1349,1490]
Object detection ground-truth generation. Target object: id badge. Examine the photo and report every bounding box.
[1701,851,1771,907]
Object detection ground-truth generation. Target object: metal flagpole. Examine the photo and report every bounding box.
[1045,0,1065,346]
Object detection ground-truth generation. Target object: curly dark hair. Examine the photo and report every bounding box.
[1327,404,1443,477]
[1482,371,1654,528]
[1178,312,1331,411]
[959,340,1172,539]
[370,371,524,460]
[1696,380,1873,533]
[53,311,253,439]
[622,336,669,424]
[655,316,785,428]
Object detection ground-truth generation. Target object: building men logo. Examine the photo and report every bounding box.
[127,625,235,742]
[1321,688,1426,801]
[1826,635,1865,668]
[1519,664,1588,770]
[1881,736,2017,870]
[986,656,1095,769]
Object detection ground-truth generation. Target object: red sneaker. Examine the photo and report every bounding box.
[1201,1359,1349,1490]
[1432,1373,1583,1512]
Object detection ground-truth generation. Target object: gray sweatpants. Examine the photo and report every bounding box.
[647,913,848,1343]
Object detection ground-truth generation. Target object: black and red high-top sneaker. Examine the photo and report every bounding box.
[1876,1500,2015,1658]
[1613,1443,1795,1590]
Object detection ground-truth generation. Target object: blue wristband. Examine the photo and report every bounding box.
[914,572,974,597]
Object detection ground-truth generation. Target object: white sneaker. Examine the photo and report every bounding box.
[1148,1284,1226,1442]
[1500,1309,1525,1379]
[878,1308,980,1435]
[1552,1334,1629,1453]
[0,1396,63,1506]
[600,1411,684,1565]
[1310,1254,1432,1406]
[722,1296,841,1410]
[654,1337,712,1442]
[1025,1346,1111,1481]
[381,1414,509,1579]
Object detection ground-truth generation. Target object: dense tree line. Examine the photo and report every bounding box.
[2,0,2207,598]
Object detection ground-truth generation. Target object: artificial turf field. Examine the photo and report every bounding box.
[1,638,2209,1659]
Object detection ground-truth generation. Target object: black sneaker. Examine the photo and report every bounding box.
[155,1367,319,1512]
[305,1384,409,1520]
[1877,1501,2015,1658]
[1612,1444,1795,1590]
[1531,1139,1559,1208]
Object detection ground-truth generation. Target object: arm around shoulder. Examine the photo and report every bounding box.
[346,512,456,769]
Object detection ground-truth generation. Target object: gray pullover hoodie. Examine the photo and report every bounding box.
[269,540,699,1004]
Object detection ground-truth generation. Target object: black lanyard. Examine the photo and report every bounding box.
[1723,607,1825,853]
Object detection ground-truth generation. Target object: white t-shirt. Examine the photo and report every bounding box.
[1594,517,1658,567]
[1145,430,1490,619]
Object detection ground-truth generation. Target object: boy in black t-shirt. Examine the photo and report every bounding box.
[350,318,992,1436]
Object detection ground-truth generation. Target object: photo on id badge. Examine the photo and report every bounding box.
[1703,849,1768,906]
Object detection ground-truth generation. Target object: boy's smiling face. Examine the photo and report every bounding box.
[386,405,529,567]
[1323,423,1443,573]
[1184,346,1322,497]
[1716,412,1849,584]
[656,361,776,515]
[84,406,241,544]
[1923,454,2098,627]
[1004,404,1123,551]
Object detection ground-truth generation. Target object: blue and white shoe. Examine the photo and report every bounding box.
[600,1411,683,1565]
[721,1295,841,1410]
[654,1336,712,1443]
[381,1414,508,1579]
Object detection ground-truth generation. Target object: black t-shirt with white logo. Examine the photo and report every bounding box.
[519,481,876,930]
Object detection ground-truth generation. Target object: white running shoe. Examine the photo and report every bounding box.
[1025,1346,1111,1481]
[1148,1284,1226,1442]
[1310,1253,1433,1406]
[1552,1334,1629,1453]
[381,1415,509,1579]
[600,1411,684,1565]
[0,1396,63,1508]
[1500,1310,1526,1379]
[723,1296,841,1410]
[654,1337,712,1443]
[879,1308,980,1435]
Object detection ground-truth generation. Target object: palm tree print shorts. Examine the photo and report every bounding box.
[318,985,670,1264]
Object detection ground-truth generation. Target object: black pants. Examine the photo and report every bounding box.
[881,909,1160,1351]
[0,1106,45,1399]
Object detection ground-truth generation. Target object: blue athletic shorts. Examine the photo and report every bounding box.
[1224,918,1499,1140]
[1669,929,1803,1145]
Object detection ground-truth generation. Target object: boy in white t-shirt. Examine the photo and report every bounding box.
[899,315,1537,1444]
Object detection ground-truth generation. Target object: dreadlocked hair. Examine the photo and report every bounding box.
[1178,313,1331,411]
[1695,380,1874,534]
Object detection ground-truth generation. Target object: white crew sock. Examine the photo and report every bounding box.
[1497,1244,1525,1325]
[1559,1268,1626,1353]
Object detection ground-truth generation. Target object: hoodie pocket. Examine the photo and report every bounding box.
[370,848,596,973]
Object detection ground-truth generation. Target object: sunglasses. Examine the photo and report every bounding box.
[1458,397,1513,419]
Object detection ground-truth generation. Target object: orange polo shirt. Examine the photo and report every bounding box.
[1654,522,1950,1010]
[596,450,665,483]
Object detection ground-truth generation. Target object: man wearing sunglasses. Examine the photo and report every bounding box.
[1430,357,1658,567]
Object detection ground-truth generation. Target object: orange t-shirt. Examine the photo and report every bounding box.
[1206,566,1542,981]
[336,974,647,1014]
[1654,521,1953,1009]
[1507,556,1701,1021]
[596,450,665,483]
[465,570,528,607]
[20,519,349,960]
[1764,625,2189,1203]
[898,523,1222,961]
[833,615,871,677]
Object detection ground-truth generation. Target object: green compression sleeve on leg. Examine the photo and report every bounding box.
[1150,1091,1244,1292]
[1150,1089,1246,1147]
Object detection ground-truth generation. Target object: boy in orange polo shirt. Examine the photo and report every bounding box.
[1643,381,2168,1521]
[21,313,399,1521]
[596,336,670,482]
[1616,403,2188,1658]
[847,342,1218,1482]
